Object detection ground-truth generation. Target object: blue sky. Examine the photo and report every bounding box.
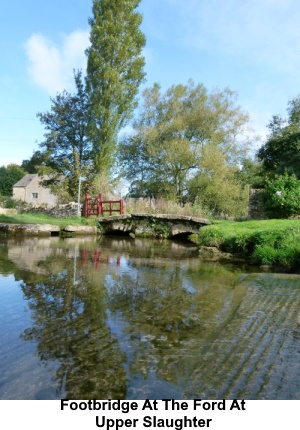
[1,0,300,166]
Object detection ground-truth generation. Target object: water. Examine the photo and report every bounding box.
[0,236,299,400]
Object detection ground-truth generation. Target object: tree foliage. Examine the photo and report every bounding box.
[188,145,249,217]
[21,150,54,174]
[234,157,265,189]
[19,253,127,398]
[37,70,91,199]
[119,80,250,215]
[86,0,146,176]
[0,164,27,197]
[257,96,300,178]
[262,174,300,219]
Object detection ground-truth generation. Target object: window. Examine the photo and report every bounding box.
[32,193,38,199]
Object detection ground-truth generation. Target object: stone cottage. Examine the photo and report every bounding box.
[12,174,58,207]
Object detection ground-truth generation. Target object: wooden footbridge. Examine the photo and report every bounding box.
[96,214,210,239]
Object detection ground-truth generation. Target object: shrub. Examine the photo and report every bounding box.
[263,174,300,218]
[124,197,208,217]
[4,198,17,209]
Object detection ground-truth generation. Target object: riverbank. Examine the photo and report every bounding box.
[198,219,300,271]
[0,212,93,227]
[0,213,97,236]
[2,213,300,271]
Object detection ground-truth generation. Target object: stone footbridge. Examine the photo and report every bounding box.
[97,214,210,239]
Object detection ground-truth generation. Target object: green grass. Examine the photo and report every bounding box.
[198,219,300,270]
[0,213,96,227]
[2,212,300,270]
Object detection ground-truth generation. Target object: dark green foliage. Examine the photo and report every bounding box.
[257,96,300,178]
[257,129,300,178]
[0,164,27,196]
[120,131,167,198]
[37,70,91,199]
[234,157,265,188]
[262,174,300,218]
[21,150,53,174]
[4,198,17,209]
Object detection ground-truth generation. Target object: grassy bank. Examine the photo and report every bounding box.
[0,213,95,227]
[2,213,300,270]
[198,219,300,271]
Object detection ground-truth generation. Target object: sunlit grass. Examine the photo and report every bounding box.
[199,219,300,270]
[2,212,300,270]
[0,213,96,227]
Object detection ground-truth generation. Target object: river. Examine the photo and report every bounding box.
[0,236,299,400]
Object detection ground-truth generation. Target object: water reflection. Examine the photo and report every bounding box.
[0,237,300,399]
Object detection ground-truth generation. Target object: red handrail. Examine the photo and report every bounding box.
[84,193,124,218]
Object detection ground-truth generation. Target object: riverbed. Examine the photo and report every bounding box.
[0,236,299,399]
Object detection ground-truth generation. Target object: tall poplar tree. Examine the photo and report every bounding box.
[86,0,146,176]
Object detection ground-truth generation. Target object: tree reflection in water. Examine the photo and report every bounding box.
[15,239,242,399]
[2,237,300,399]
[19,252,127,399]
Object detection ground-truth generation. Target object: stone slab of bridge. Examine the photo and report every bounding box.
[96,213,210,239]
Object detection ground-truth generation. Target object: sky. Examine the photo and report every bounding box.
[1,0,300,166]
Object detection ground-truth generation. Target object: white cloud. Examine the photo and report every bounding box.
[156,0,300,80]
[25,30,90,95]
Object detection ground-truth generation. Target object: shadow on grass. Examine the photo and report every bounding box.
[0,214,27,224]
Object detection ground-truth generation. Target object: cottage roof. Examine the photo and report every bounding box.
[13,174,38,188]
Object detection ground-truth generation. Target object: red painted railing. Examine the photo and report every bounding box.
[81,248,121,268]
[84,193,124,218]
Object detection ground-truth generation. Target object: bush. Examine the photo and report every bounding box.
[0,164,27,196]
[4,198,17,209]
[124,197,208,218]
[263,174,300,218]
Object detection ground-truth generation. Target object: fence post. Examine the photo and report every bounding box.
[99,193,104,215]
[97,194,100,216]
[98,193,104,216]
[84,194,90,218]
[120,199,124,215]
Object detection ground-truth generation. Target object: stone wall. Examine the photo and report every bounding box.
[30,202,81,218]
[248,189,268,220]
[0,208,17,215]
[0,223,97,237]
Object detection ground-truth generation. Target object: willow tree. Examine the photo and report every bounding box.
[119,80,250,208]
[86,0,146,177]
